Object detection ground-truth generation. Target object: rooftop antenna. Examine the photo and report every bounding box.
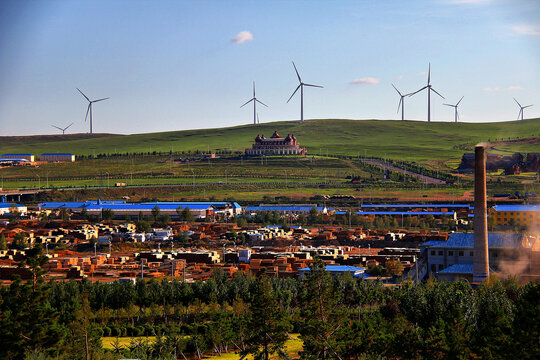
[287,61,323,123]
[51,122,74,135]
[443,96,464,123]
[240,81,267,125]
[410,63,444,122]
[513,97,533,120]
[391,84,414,121]
[77,88,109,134]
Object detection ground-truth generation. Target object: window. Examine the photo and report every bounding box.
[470,251,474,257]
[438,251,443,256]
[459,251,464,256]
[449,251,454,256]
[431,264,436,272]
[438,264,444,271]
[431,250,435,255]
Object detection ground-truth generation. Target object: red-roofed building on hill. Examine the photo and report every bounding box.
[245,131,307,156]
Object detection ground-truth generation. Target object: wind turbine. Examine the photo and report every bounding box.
[513,97,533,120]
[392,84,414,121]
[410,63,444,122]
[240,81,267,125]
[77,88,109,134]
[51,122,74,135]
[287,61,323,123]
[443,96,464,123]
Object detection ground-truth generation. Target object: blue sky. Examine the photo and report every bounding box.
[0,0,539,136]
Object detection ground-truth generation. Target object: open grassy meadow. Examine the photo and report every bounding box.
[1,118,538,161]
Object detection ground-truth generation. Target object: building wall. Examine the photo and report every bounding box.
[1,154,34,162]
[489,208,539,227]
[41,154,75,162]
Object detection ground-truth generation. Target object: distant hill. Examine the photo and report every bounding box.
[1,119,539,161]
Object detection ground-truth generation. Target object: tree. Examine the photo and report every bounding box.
[308,206,319,225]
[181,207,194,222]
[385,259,403,277]
[0,234,7,250]
[101,209,114,221]
[241,276,291,360]
[20,244,49,292]
[299,258,349,359]
[151,205,160,222]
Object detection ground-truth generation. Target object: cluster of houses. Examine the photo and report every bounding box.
[457,151,540,175]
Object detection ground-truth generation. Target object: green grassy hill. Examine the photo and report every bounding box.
[1,119,538,161]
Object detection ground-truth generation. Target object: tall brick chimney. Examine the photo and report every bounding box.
[473,145,489,283]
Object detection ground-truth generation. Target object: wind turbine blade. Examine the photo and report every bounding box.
[304,83,323,88]
[93,97,109,103]
[397,98,402,113]
[427,63,431,85]
[456,96,464,106]
[431,88,445,99]
[443,104,453,107]
[292,61,302,83]
[240,98,254,108]
[409,86,428,96]
[513,97,521,107]
[517,109,522,120]
[51,125,63,131]
[77,88,90,101]
[457,110,460,121]
[257,113,259,124]
[287,85,301,103]
[391,83,402,96]
[523,104,533,109]
[256,99,268,107]
[65,122,74,130]
[253,81,255,97]
[85,103,91,122]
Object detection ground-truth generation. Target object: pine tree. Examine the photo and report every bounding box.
[240,276,291,360]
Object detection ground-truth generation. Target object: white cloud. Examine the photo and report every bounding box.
[231,31,254,44]
[350,77,380,85]
[417,71,428,76]
[396,75,403,81]
[509,24,540,36]
[505,86,523,91]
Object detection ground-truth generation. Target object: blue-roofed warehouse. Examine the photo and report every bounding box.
[40,153,75,162]
[245,205,328,215]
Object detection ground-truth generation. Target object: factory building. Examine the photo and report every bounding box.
[1,154,34,162]
[40,153,76,162]
[418,232,539,281]
[245,131,307,156]
[245,204,328,215]
[489,205,540,228]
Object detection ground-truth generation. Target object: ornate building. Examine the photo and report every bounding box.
[245,131,307,156]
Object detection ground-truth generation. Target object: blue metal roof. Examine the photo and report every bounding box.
[142,201,233,207]
[299,265,366,273]
[439,263,474,274]
[0,158,30,162]
[492,205,540,212]
[86,203,212,211]
[356,211,454,216]
[40,153,74,156]
[39,200,125,209]
[1,153,33,156]
[422,232,524,249]
[361,204,470,208]
[246,206,325,212]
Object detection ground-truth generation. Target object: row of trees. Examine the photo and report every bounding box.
[0,249,538,360]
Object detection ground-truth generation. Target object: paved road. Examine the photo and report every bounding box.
[363,160,446,185]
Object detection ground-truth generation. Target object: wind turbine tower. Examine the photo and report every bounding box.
[392,84,414,121]
[240,82,267,125]
[513,98,533,120]
[410,63,444,122]
[287,61,323,123]
[77,88,109,134]
[52,122,74,135]
[443,96,464,123]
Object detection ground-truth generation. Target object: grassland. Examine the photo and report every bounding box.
[1,118,538,161]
